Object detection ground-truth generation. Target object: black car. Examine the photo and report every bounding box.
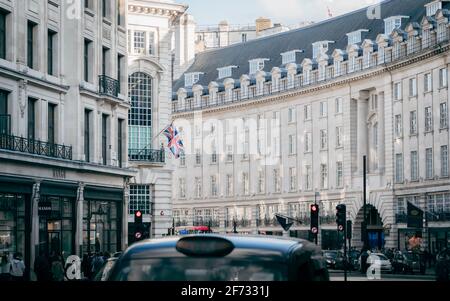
[107,235,329,281]
[392,251,426,275]
[436,249,450,281]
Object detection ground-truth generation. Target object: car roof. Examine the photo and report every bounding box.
[121,234,310,261]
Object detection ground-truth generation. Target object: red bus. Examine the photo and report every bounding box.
[175,226,212,235]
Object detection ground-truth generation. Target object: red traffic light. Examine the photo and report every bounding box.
[135,211,142,218]
[311,204,319,212]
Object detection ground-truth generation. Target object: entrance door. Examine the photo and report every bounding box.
[368,230,385,250]
[48,231,61,255]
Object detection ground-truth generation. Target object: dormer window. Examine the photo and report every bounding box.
[426,1,442,17]
[249,59,269,74]
[185,72,203,87]
[217,66,237,80]
[281,50,303,65]
[347,29,369,45]
[312,41,334,59]
[384,16,409,35]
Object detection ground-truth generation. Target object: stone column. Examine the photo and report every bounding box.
[75,183,85,257]
[357,91,370,174]
[30,181,41,279]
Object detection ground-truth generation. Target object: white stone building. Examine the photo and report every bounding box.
[126,0,189,240]
[172,0,450,253]
[0,0,135,279]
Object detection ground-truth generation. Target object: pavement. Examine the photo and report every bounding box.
[329,269,436,282]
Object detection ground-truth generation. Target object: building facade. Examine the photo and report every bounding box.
[172,0,450,253]
[127,0,188,241]
[0,0,134,279]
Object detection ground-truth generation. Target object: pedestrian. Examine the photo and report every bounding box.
[360,247,370,274]
[0,252,12,281]
[91,253,104,277]
[81,254,91,280]
[34,251,51,281]
[51,254,65,281]
[10,253,25,281]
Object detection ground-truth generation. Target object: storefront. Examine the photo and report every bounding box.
[428,228,450,254]
[82,186,123,255]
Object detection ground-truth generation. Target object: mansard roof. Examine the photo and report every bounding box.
[173,0,447,91]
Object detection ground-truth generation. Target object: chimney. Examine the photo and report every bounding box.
[256,17,273,35]
[174,14,196,80]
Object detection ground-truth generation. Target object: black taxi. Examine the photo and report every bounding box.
[107,235,329,281]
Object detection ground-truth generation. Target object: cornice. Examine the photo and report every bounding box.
[173,42,450,118]
[128,4,184,18]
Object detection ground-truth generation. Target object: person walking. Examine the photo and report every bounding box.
[34,251,51,281]
[10,253,25,281]
[0,253,12,281]
[51,254,65,282]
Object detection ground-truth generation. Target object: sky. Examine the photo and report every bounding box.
[181,0,382,26]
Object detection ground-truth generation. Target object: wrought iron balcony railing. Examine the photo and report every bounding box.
[0,115,11,135]
[129,148,165,163]
[99,75,120,98]
[0,133,73,160]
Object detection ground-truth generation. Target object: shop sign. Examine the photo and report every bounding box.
[38,202,52,216]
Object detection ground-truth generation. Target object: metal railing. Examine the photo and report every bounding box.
[99,75,120,97]
[194,220,220,227]
[0,133,73,160]
[129,148,165,163]
[0,115,11,135]
[173,30,450,114]
[225,219,251,228]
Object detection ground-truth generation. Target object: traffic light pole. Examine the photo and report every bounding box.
[344,226,348,282]
[363,156,369,250]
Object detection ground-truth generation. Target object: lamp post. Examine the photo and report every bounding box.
[363,156,369,250]
[314,191,320,246]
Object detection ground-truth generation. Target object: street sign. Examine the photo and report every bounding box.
[275,214,294,232]
[38,202,52,216]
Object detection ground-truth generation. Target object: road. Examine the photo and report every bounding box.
[329,270,436,282]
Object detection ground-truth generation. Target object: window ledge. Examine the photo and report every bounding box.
[438,86,448,91]
[84,8,95,17]
[118,25,127,33]
[409,95,418,100]
[439,127,449,132]
[424,91,433,95]
[424,130,434,135]
[336,146,344,150]
[409,133,418,137]
[102,17,112,26]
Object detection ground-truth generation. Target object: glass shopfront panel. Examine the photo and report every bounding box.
[38,196,74,260]
[0,193,26,258]
[83,200,119,255]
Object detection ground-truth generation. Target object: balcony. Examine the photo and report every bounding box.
[194,220,220,227]
[129,148,165,163]
[225,219,251,228]
[0,133,73,160]
[99,75,120,98]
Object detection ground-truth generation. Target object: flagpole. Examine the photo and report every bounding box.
[137,120,175,156]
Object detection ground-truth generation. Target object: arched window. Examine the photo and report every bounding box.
[128,72,153,152]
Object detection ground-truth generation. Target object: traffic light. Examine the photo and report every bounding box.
[346,220,352,240]
[134,211,144,241]
[310,204,319,235]
[336,204,346,232]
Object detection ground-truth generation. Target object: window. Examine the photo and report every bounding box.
[426,1,442,16]
[424,73,432,92]
[185,73,201,87]
[210,176,218,197]
[179,178,186,198]
[395,115,403,137]
[441,146,449,177]
[336,162,343,188]
[371,94,378,111]
[320,164,328,189]
[335,97,343,114]
[288,107,296,123]
[226,175,233,197]
[409,78,417,97]
[218,66,235,79]
[117,0,124,26]
[336,127,343,148]
[273,169,281,193]
[304,104,312,120]
[84,39,92,82]
[195,149,201,165]
[441,102,448,128]
[118,54,124,92]
[305,132,312,152]
[102,114,109,165]
[281,50,299,65]
[0,10,7,59]
[249,59,267,74]
[226,145,233,162]
[410,111,417,135]
[27,98,36,141]
[242,33,247,43]
[289,167,297,192]
[384,17,402,35]
[102,0,109,18]
[411,151,418,181]
[129,185,151,215]
[118,119,124,168]
[395,153,404,183]
[102,47,110,76]
[439,68,448,88]
[320,101,328,117]
[128,73,153,152]
[195,178,202,198]
[133,31,145,54]
[27,21,36,69]
[289,134,296,155]
[394,82,402,100]
[258,171,265,194]
[426,148,434,179]
[179,152,186,167]
[242,173,249,195]
[425,107,433,132]
[320,129,328,149]
[84,109,91,162]
[48,104,56,145]
[47,30,56,76]
[305,165,312,190]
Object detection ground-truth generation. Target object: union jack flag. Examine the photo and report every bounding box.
[163,124,184,158]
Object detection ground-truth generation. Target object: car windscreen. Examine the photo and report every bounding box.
[111,258,289,281]
[323,252,337,259]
